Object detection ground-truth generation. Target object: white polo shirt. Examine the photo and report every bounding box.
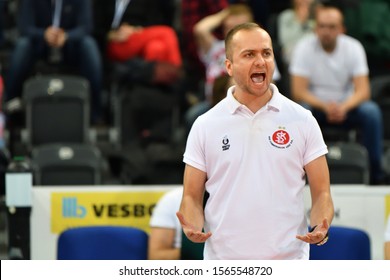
[289,34,368,103]
[184,84,327,259]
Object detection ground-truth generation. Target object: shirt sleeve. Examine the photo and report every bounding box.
[349,39,369,77]
[303,112,328,166]
[183,117,207,172]
[150,190,181,229]
[289,37,312,77]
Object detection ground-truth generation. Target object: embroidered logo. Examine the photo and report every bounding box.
[269,127,293,149]
[222,135,230,151]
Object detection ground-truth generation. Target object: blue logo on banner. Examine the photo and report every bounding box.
[62,197,87,218]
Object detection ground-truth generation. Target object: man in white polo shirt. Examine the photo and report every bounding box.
[177,22,334,259]
[289,5,384,185]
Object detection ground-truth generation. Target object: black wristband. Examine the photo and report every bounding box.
[309,225,329,246]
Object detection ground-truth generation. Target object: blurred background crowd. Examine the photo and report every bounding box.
[0,0,390,187]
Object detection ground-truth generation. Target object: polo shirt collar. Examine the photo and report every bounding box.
[226,83,282,114]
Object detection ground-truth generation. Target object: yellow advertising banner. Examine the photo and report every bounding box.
[51,191,168,234]
[386,194,390,221]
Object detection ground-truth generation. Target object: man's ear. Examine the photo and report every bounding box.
[225,58,233,76]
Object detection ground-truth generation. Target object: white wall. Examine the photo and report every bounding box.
[304,185,390,260]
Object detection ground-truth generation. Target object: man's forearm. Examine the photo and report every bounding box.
[310,192,334,227]
[180,195,205,231]
[385,242,390,260]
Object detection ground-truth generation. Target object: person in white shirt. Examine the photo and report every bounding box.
[289,5,384,185]
[385,214,390,260]
[148,188,183,260]
[177,22,334,259]
[277,0,317,66]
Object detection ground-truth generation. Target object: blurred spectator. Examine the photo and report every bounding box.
[184,4,252,131]
[211,74,234,107]
[94,0,182,86]
[4,0,103,123]
[185,4,281,132]
[289,5,384,185]
[385,214,390,260]
[180,0,228,82]
[229,0,270,29]
[148,187,183,260]
[277,0,318,66]
[194,4,253,102]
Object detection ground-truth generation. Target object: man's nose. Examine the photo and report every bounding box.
[254,55,265,66]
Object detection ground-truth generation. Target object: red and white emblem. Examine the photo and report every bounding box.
[271,129,290,146]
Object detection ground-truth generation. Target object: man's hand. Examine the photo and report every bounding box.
[176,212,212,243]
[109,24,143,42]
[44,26,59,46]
[54,29,67,48]
[325,102,347,123]
[296,218,329,244]
[44,26,67,47]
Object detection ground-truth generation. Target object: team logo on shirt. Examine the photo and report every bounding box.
[269,127,293,149]
[222,135,230,151]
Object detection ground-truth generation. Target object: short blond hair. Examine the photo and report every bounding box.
[225,22,263,60]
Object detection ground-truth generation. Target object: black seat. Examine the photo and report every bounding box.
[326,142,370,185]
[22,75,90,151]
[370,74,390,147]
[0,146,10,195]
[31,143,103,185]
[379,148,390,183]
[112,83,179,148]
